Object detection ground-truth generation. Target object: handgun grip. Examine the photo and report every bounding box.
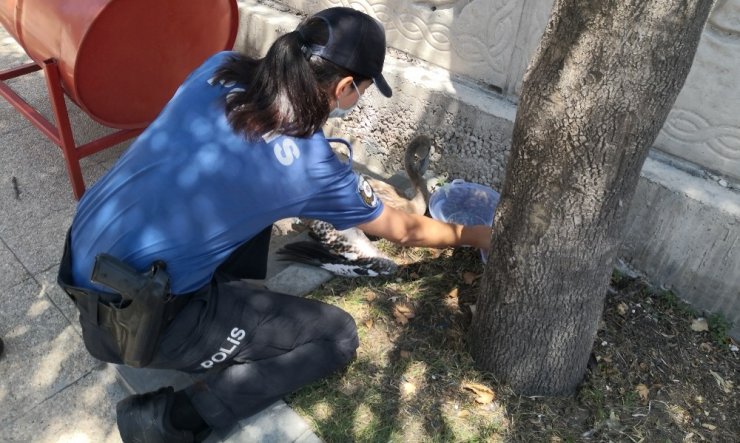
[91,253,147,297]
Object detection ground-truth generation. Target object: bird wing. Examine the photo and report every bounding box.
[277,241,397,277]
[276,220,398,277]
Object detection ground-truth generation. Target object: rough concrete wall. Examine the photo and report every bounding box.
[329,81,515,191]
[621,154,740,337]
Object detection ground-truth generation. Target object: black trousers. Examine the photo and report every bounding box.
[58,226,359,429]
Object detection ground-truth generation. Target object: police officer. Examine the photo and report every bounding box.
[58,7,491,442]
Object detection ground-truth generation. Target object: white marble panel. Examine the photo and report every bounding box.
[449,0,523,90]
[654,0,740,180]
[505,0,553,98]
[277,0,525,91]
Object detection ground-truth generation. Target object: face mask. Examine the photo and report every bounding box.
[329,81,360,118]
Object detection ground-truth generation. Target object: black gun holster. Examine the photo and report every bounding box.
[88,254,171,368]
[58,233,190,368]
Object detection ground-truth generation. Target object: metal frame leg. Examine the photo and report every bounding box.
[0,58,144,199]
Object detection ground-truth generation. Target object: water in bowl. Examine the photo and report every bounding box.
[428,179,500,262]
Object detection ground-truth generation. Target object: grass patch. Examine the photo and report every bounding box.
[287,244,740,442]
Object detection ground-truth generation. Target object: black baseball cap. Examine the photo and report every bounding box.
[300,7,392,98]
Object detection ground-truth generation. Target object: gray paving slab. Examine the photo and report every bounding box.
[35,265,82,336]
[209,401,323,443]
[0,207,73,276]
[0,238,31,289]
[0,278,103,427]
[0,120,111,222]
[0,124,77,218]
[4,363,127,443]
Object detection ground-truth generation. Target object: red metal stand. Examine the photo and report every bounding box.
[0,58,143,199]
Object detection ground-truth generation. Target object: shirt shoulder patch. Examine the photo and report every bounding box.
[357,175,379,208]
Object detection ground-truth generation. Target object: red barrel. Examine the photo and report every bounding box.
[0,0,238,129]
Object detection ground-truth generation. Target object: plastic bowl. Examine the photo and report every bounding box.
[428,179,500,262]
[428,179,500,226]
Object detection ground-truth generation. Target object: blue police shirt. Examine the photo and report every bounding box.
[70,51,384,294]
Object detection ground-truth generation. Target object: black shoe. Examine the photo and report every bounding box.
[116,386,196,443]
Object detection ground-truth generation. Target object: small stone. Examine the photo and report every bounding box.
[718,179,728,187]
[691,318,709,332]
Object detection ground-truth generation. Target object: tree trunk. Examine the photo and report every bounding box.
[468,0,715,395]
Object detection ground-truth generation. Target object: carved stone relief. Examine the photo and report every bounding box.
[505,0,553,98]
[449,0,522,89]
[278,0,524,91]
[655,0,740,180]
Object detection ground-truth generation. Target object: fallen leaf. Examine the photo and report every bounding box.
[400,350,412,359]
[617,302,629,316]
[699,342,713,353]
[365,291,377,302]
[457,410,470,418]
[461,382,495,404]
[462,272,479,285]
[444,295,460,311]
[447,287,459,299]
[393,303,416,325]
[475,391,494,405]
[635,384,649,403]
[363,319,374,329]
[691,318,709,332]
[709,370,733,394]
[701,423,716,431]
[410,272,420,279]
[393,311,409,325]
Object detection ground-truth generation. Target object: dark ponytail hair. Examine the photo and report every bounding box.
[212,18,371,140]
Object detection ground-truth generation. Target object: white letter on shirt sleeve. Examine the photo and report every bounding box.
[274,139,300,166]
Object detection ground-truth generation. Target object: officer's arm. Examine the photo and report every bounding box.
[357,205,491,250]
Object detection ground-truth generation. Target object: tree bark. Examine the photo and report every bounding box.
[468,0,715,395]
